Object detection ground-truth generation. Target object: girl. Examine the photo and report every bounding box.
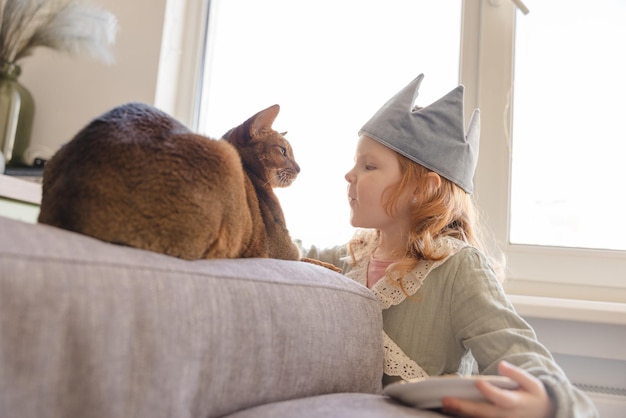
[305,74,597,418]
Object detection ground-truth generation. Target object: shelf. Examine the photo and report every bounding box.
[0,173,42,205]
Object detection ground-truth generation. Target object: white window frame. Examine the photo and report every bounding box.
[460,0,626,303]
[159,0,626,303]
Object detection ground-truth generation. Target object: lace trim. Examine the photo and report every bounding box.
[383,331,429,381]
[346,236,466,309]
[346,236,467,382]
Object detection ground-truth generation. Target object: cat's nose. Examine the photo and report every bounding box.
[295,163,301,173]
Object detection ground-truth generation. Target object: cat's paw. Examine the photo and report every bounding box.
[300,257,343,273]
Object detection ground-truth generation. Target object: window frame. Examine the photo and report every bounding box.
[162,0,626,303]
[460,0,626,302]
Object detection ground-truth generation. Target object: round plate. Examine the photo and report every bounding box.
[383,375,519,409]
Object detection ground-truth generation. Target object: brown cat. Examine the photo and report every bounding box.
[38,102,302,261]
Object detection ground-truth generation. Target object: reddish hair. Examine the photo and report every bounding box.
[349,151,504,291]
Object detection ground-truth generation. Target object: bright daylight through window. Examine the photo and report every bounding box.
[198,0,461,249]
[510,0,626,251]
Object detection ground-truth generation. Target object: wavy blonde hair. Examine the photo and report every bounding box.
[348,151,505,287]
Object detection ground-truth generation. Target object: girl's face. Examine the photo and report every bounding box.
[345,135,412,232]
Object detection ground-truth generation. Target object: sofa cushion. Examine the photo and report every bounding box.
[226,393,445,417]
[0,216,383,418]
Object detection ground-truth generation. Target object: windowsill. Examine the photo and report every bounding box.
[509,294,626,326]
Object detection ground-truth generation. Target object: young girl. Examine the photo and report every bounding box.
[304,74,597,417]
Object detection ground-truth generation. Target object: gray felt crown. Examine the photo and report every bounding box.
[360,74,480,194]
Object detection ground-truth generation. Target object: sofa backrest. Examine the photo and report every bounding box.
[0,216,383,418]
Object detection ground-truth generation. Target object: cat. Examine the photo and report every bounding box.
[37,102,303,261]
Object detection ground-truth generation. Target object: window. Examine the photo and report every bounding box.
[510,0,626,252]
[197,0,461,248]
[461,0,626,302]
[171,0,625,303]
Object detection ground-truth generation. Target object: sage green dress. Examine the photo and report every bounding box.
[304,236,598,418]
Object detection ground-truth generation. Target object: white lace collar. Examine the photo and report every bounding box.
[346,236,466,310]
[346,236,467,382]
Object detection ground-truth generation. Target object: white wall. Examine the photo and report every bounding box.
[511,295,626,417]
[18,0,167,160]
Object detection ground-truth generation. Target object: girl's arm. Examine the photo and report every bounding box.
[299,242,351,273]
[446,248,598,418]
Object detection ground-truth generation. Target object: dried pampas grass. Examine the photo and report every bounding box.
[0,0,118,64]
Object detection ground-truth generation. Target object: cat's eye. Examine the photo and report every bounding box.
[279,146,287,156]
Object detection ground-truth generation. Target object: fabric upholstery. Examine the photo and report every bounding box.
[0,216,384,418]
[227,393,442,417]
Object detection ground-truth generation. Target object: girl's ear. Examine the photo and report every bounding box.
[413,172,441,196]
[426,172,442,189]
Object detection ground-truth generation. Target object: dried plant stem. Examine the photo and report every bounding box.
[0,0,118,65]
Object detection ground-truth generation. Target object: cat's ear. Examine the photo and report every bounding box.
[280,131,288,136]
[250,104,280,137]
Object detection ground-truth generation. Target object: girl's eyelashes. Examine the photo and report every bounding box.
[353,155,377,171]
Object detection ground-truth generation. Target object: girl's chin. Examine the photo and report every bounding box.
[349,218,366,229]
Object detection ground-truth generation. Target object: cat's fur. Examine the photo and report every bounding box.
[38,102,302,261]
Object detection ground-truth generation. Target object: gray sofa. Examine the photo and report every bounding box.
[0,216,444,417]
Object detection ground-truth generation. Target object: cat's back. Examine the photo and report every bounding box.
[40,102,215,197]
[39,102,253,259]
[61,102,188,156]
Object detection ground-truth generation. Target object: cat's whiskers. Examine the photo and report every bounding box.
[275,169,296,188]
[263,179,272,187]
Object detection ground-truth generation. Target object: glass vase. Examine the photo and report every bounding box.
[0,61,34,167]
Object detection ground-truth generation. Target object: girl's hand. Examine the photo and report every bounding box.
[441,361,556,418]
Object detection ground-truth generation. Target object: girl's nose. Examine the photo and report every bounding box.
[345,167,355,183]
